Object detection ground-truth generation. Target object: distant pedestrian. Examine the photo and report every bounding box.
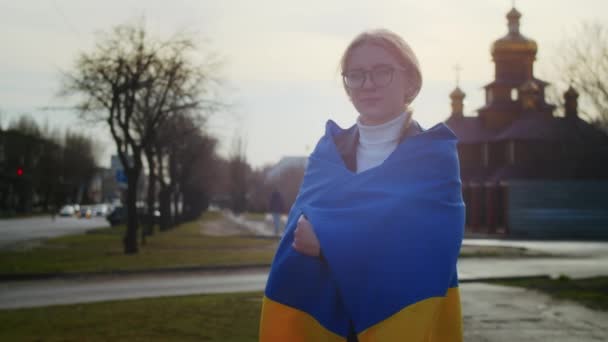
[268,189,285,237]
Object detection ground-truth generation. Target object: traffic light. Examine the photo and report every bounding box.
[16,168,23,176]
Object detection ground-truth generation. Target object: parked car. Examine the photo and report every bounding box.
[59,205,75,217]
[94,204,109,217]
[106,206,161,226]
[106,206,126,226]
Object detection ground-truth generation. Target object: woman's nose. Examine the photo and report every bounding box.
[361,75,377,90]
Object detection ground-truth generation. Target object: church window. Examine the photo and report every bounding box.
[511,88,518,101]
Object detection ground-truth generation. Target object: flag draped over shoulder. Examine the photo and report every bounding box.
[260,120,465,342]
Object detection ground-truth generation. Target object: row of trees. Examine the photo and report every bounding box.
[225,155,305,216]
[0,116,98,215]
[63,23,226,254]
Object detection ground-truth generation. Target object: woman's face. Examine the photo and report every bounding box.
[344,43,409,125]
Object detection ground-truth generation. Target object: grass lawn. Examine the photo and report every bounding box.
[0,212,276,276]
[489,275,608,311]
[0,292,263,342]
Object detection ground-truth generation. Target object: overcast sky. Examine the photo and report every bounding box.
[1,0,607,168]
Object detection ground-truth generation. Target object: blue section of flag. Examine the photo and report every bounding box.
[264,120,465,337]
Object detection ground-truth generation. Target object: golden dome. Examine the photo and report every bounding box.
[492,35,538,55]
[491,7,538,55]
[450,86,465,99]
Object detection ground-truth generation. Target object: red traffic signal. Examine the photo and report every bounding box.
[16,168,24,176]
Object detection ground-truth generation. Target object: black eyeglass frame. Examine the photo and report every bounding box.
[341,64,409,90]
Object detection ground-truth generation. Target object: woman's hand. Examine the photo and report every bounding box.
[292,215,321,257]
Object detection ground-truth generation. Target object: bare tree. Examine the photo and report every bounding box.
[63,131,98,204]
[548,22,608,130]
[178,133,217,220]
[63,22,221,254]
[228,136,251,215]
[154,113,218,224]
[154,113,196,231]
[275,166,305,212]
[246,165,274,213]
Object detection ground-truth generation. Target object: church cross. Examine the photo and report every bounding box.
[453,64,462,87]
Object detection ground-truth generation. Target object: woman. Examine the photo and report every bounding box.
[260,29,465,342]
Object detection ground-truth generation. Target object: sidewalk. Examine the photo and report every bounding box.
[223,211,284,237]
[462,283,608,341]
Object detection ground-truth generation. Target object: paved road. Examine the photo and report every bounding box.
[0,216,109,250]
[463,239,608,258]
[0,269,269,309]
[227,213,608,280]
[459,255,608,280]
[2,275,606,341]
[458,239,608,280]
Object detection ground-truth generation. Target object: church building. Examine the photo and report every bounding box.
[444,7,608,238]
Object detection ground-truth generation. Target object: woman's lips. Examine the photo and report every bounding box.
[359,97,382,106]
[359,97,382,107]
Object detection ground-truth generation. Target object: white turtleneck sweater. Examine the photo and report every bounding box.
[356,111,410,173]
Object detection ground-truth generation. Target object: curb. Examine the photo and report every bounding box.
[1,267,556,285]
[459,274,553,283]
[0,263,272,282]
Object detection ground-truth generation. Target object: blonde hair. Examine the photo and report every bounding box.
[340,29,422,105]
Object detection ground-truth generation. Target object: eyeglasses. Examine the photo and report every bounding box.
[341,64,407,90]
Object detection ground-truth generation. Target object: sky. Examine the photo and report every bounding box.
[1,0,607,168]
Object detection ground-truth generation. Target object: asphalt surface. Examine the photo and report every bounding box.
[0,216,109,250]
[0,269,269,309]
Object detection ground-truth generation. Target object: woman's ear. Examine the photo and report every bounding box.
[404,83,417,104]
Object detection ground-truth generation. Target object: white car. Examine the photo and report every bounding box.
[94,204,109,216]
[59,205,75,217]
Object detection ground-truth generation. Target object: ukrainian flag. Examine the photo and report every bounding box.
[260,121,465,341]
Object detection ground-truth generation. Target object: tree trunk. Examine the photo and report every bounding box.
[168,150,178,228]
[159,186,171,231]
[123,170,139,254]
[156,147,171,232]
[143,147,157,243]
[172,188,180,225]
